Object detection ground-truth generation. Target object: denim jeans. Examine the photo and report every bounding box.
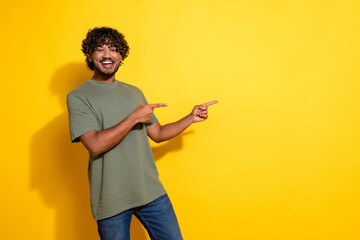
[97,194,183,240]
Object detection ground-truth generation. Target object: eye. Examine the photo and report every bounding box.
[110,48,117,52]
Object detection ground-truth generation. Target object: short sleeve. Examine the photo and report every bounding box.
[67,93,101,142]
[139,90,158,126]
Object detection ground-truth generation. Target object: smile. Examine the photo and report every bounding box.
[101,60,114,68]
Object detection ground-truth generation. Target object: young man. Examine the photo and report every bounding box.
[67,27,217,240]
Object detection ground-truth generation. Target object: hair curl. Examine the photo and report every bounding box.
[81,27,130,70]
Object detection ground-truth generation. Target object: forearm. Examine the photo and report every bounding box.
[80,113,138,156]
[147,100,218,143]
[155,114,194,142]
[80,103,167,156]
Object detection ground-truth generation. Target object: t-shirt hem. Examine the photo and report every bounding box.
[94,189,167,221]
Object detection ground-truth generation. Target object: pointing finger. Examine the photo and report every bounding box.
[202,100,218,107]
[148,103,168,108]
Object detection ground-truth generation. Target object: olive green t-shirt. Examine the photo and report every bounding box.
[67,80,166,220]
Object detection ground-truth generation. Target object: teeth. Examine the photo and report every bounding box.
[103,61,112,64]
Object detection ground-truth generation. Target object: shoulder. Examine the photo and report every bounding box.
[117,81,146,99]
[67,81,97,107]
[118,81,143,93]
[67,81,104,104]
[67,81,93,97]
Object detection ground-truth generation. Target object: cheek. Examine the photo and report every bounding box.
[91,52,102,61]
[111,52,121,60]
[115,55,122,62]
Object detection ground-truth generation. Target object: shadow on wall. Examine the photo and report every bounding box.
[30,63,190,240]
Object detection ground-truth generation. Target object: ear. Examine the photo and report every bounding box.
[86,52,93,62]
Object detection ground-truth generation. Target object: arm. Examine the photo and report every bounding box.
[146,100,218,143]
[80,103,167,157]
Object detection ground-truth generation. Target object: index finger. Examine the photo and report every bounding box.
[202,100,218,107]
[148,103,168,108]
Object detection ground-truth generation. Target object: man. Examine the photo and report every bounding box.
[67,27,217,240]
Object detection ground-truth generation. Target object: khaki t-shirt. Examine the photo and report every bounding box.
[67,80,166,220]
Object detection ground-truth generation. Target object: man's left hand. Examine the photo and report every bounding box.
[191,100,218,123]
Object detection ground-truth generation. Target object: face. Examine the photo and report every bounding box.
[89,45,123,76]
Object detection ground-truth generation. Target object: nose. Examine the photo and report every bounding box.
[103,49,111,58]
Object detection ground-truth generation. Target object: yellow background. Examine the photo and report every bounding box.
[1,0,360,239]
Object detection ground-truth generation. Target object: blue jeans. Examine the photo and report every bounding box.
[97,194,183,240]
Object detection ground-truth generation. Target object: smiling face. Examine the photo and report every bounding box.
[89,44,123,77]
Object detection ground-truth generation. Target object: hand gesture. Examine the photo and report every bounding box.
[190,100,218,123]
[132,103,168,123]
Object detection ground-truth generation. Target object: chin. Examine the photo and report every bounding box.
[94,65,120,76]
[102,70,115,75]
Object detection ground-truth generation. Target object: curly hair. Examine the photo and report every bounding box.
[81,27,130,70]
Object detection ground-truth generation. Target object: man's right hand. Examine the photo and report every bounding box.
[132,103,168,123]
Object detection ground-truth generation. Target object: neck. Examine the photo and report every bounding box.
[91,71,116,83]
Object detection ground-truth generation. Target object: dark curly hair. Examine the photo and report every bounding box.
[81,27,130,70]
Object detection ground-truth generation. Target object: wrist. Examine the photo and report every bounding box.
[187,113,196,124]
[127,112,139,125]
